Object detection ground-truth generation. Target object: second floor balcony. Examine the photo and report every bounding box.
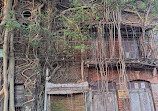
[81,25,158,68]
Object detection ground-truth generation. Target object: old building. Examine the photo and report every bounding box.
[44,0,158,111]
[0,0,158,111]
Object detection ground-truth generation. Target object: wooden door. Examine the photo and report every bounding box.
[90,81,118,111]
[129,81,155,111]
[92,92,118,111]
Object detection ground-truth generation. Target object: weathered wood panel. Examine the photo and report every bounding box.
[150,84,158,111]
[129,81,155,111]
[91,81,118,111]
[46,82,89,94]
[92,92,118,111]
[50,94,85,111]
[130,90,155,111]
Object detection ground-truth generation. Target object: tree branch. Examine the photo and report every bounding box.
[0,89,4,96]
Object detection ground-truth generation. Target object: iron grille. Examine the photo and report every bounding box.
[15,106,23,111]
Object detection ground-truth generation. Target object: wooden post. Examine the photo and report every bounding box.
[86,88,92,111]
[81,61,84,82]
[44,68,49,111]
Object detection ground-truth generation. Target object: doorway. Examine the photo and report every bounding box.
[129,81,155,111]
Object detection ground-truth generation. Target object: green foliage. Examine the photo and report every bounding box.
[58,1,100,54]
[34,64,41,75]
[74,44,90,53]
[72,0,82,7]
[9,10,16,18]
[5,0,158,58]
[5,18,21,29]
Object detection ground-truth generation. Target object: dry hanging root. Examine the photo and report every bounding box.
[116,7,130,111]
[93,5,130,106]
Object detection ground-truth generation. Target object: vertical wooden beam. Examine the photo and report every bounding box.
[48,94,50,111]
[44,68,49,111]
[86,88,93,111]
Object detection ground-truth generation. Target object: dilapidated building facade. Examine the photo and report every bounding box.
[0,0,158,111]
[43,0,158,111]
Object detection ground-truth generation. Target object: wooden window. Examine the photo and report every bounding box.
[15,84,25,106]
[121,25,142,59]
[123,38,140,59]
[90,25,110,59]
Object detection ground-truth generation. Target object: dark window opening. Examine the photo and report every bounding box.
[103,25,142,59]
[128,80,150,89]
[15,84,25,106]
[22,10,31,18]
[121,25,142,59]
[89,25,97,40]
[22,23,28,28]
[88,24,142,59]
[15,106,23,111]
[123,38,141,59]
[120,25,142,37]
[104,26,110,58]
[89,25,98,59]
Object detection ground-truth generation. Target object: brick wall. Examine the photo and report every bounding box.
[88,68,158,111]
[88,68,154,82]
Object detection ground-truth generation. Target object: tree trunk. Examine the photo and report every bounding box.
[2,0,13,111]
[3,28,9,111]
[9,32,15,111]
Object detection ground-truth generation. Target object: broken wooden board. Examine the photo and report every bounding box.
[46,82,89,94]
